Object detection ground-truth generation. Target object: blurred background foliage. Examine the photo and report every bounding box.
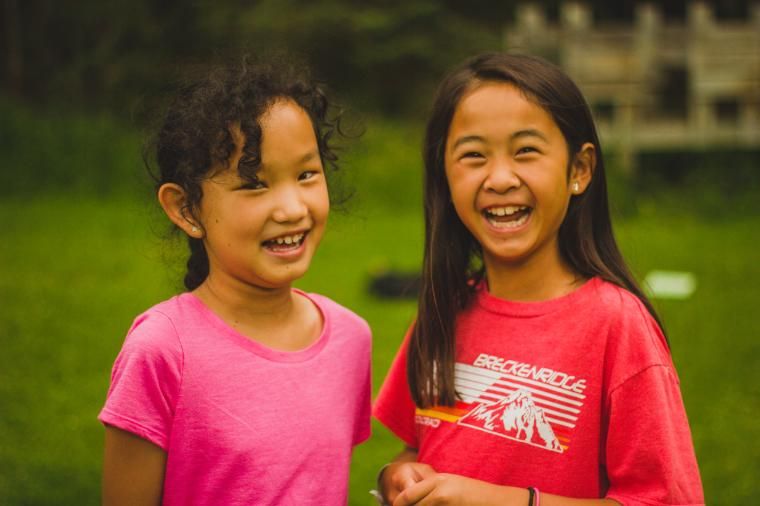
[1,0,759,504]
[3,0,758,201]
[2,0,513,115]
[4,0,752,116]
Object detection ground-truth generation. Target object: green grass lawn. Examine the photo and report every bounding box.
[1,194,758,504]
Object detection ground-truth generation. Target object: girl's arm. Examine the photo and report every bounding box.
[102,425,167,506]
[393,473,622,506]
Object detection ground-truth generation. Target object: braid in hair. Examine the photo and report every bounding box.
[184,237,209,291]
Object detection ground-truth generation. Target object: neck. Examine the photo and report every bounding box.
[483,242,584,302]
[191,264,323,353]
[193,272,296,327]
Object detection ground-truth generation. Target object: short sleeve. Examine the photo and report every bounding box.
[372,327,418,448]
[604,365,704,505]
[353,322,373,446]
[98,311,183,450]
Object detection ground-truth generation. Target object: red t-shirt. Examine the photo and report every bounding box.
[373,278,704,505]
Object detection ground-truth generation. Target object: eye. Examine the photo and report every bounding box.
[239,178,266,190]
[461,151,484,160]
[516,146,539,156]
[298,169,321,181]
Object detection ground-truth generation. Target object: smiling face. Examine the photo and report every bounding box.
[196,99,329,291]
[445,81,590,276]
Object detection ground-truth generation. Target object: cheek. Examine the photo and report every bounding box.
[444,164,463,197]
[447,184,481,232]
[446,168,479,206]
[310,185,330,222]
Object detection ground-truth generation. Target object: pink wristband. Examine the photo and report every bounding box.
[534,487,540,506]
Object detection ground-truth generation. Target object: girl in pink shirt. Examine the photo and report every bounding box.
[373,53,703,506]
[100,57,371,505]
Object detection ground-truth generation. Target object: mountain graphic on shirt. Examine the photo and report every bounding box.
[458,389,563,452]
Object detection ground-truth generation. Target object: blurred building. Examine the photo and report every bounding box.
[505,2,760,171]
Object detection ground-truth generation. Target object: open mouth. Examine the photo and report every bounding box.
[483,205,532,229]
[262,232,307,252]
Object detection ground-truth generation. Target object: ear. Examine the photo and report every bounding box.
[157,183,204,239]
[569,142,596,195]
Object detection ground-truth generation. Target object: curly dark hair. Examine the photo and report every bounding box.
[146,55,347,291]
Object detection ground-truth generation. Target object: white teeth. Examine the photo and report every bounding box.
[271,233,305,246]
[488,212,530,228]
[487,206,527,216]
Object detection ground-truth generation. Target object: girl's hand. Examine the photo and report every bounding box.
[381,461,437,504]
[392,473,526,506]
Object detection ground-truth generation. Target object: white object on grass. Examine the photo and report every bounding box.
[643,270,697,300]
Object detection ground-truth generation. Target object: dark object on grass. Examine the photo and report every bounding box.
[368,270,421,299]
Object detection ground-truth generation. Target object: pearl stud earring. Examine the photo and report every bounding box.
[572,181,580,193]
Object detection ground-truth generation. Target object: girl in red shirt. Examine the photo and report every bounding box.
[373,53,703,506]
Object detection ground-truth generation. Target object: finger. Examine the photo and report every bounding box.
[400,465,431,490]
[414,464,437,480]
[400,475,419,490]
[387,469,419,501]
[393,477,436,506]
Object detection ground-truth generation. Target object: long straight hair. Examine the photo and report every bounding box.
[409,52,665,408]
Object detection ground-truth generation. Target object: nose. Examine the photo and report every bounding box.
[271,186,308,224]
[483,159,521,193]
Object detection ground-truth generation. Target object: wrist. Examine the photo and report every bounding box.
[496,485,532,506]
[527,486,540,506]
[370,463,392,506]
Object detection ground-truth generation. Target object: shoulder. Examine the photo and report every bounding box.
[587,278,647,315]
[589,279,662,337]
[101,297,188,447]
[305,292,372,358]
[117,296,187,370]
[305,292,371,336]
[589,279,674,388]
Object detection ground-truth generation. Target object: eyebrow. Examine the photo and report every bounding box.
[511,129,549,142]
[450,129,549,149]
[299,151,321,164]
[451,135,485,149]
[246,150,320,178]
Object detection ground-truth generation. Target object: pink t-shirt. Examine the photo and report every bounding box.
[100,291,371,505]
[374,278,704,505]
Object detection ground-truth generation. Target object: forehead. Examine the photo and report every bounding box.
[259,100,319,159]
[448,82,559,138]
[210,100,320,180]
[260,99,314,131]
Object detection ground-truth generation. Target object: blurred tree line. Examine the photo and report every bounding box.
[0,0,748,118]
[0,0,510,117]
[3,0,752,119]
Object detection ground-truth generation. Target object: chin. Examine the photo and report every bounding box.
[276,265,312,286]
